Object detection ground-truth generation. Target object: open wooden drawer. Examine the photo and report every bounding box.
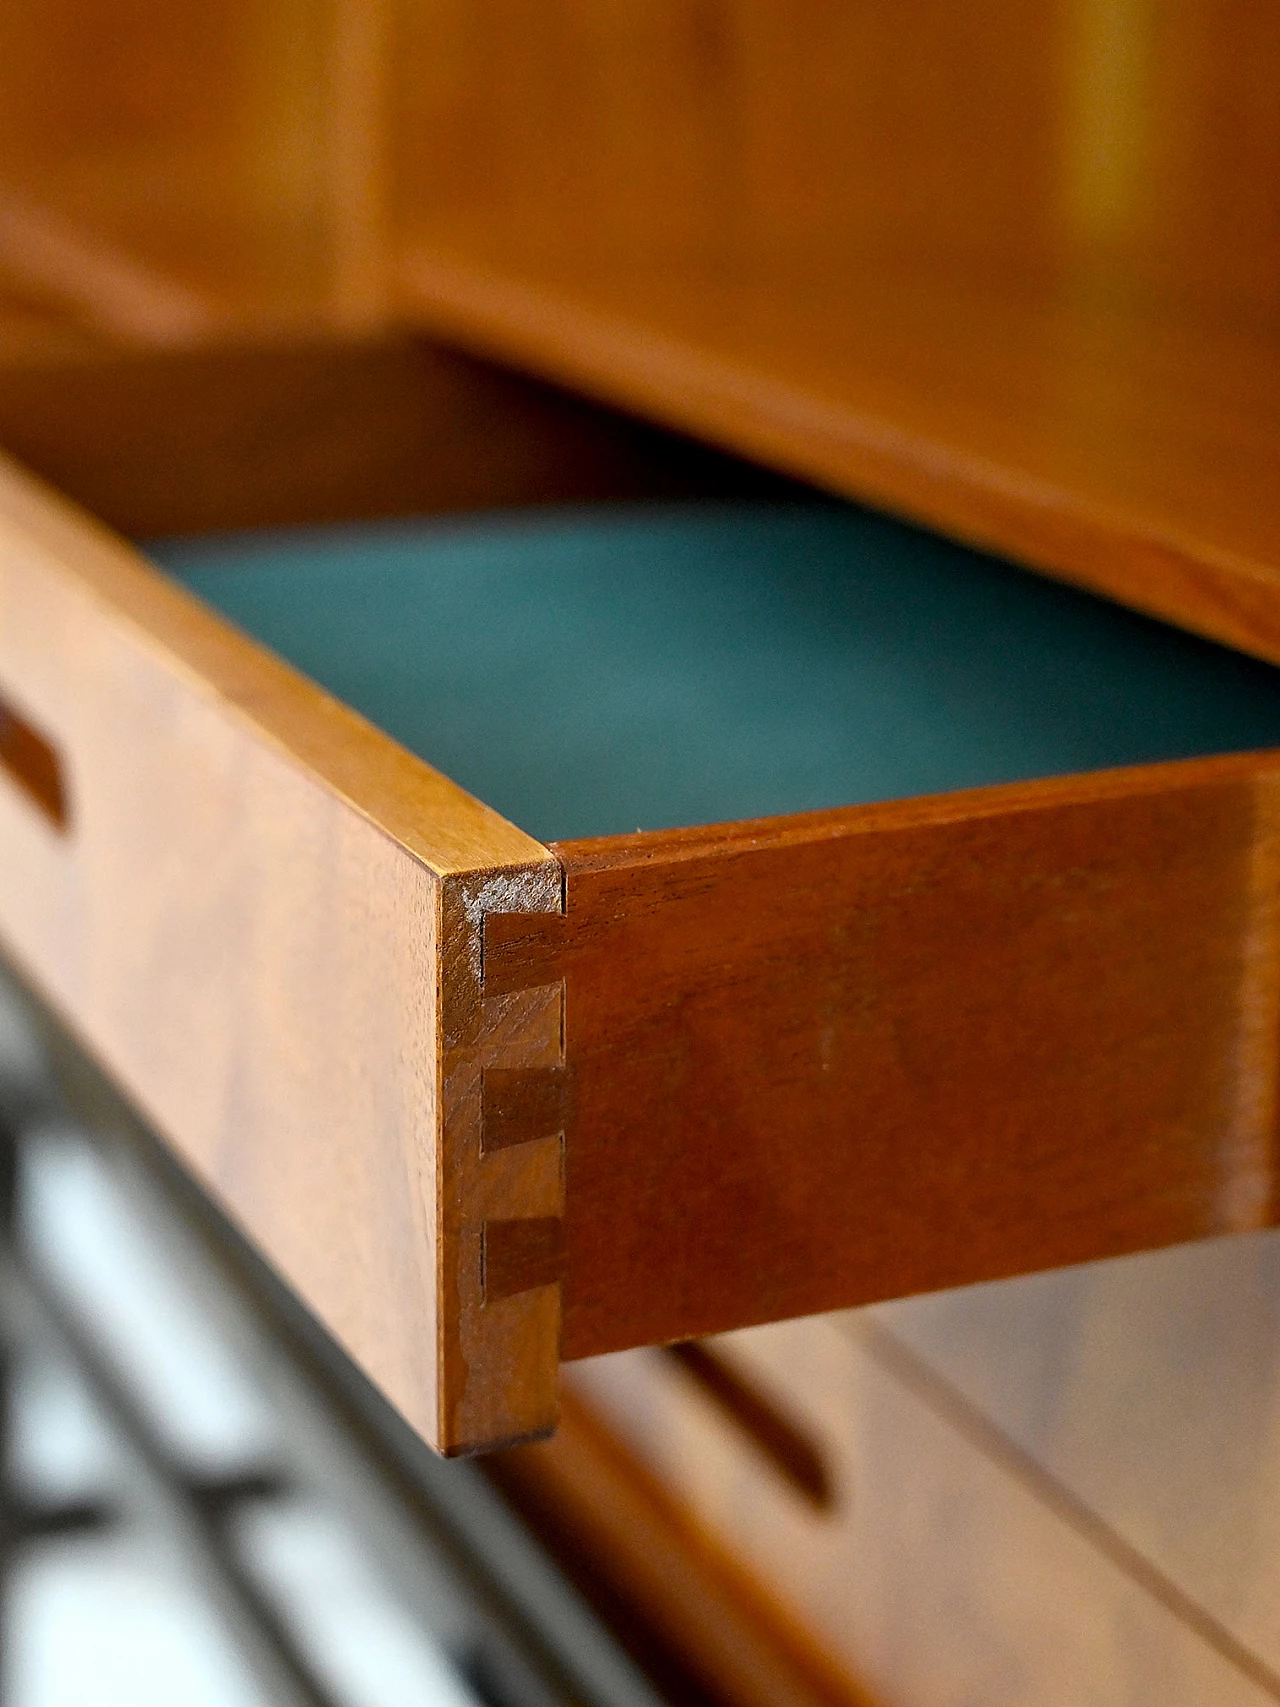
[4,333,1280,1455]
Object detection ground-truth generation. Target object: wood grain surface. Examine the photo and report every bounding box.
[870,1230,1280,1688]
[0,0,345,331]
[0,334,785,540]
[483,755,1280,1358]
[392,1,1280,667]
[0,252,119,366]
[6,0,1280,672]
[489,1383,882,1707]
[0,449,564,1453]
[567,1313,1280,1707]
[8,0,1280,666]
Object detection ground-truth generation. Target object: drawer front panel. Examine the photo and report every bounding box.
[568,1321,1280,1707]
[0,453,562,1453]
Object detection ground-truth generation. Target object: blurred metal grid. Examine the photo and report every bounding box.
[0,962,665,1707]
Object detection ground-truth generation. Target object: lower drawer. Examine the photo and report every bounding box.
[4,334,1280,1454]
[563,1254,1280,1707]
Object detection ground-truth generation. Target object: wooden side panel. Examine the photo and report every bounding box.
[484,759,1280,1358]
[0,451,559,1453]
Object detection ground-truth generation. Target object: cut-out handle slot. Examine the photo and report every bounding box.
[0,691,69,831]
[662,1340,835,1512]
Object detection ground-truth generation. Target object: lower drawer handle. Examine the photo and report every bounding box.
[0,691,69,831]
[664,1340,835,1511]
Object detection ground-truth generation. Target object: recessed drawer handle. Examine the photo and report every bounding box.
[0,690,69,831]
[663,1340,835,1512]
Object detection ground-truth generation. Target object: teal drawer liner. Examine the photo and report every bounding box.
[150,503,1280,842]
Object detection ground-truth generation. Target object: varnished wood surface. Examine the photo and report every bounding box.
[0,334,778,539]
[0,449,566,1454]
[5,1,1280,664]
[0,239,145,364]
[483,755,1280,1358]
[397,239,1280,675]
[489,1385,881,1707]
[0,1,343,329]
[872,1228,1280,1686]
[393,1,1280,666]
[393,0,1280,326]
[0,192,220,346]
[568,1311,1280,1706]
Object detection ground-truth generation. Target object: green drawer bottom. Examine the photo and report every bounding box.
[150,502,1280,842]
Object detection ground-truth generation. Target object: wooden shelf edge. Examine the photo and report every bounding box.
[397,242,1280,672]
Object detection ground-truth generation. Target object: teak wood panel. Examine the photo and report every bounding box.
[483,759,1280,1359]
[489,1384,883,1707]
[0,334,794,540]
[0,451,566,1455]
[0,0,375,332]
[7,2,1280,662]
[392,0,1280,670]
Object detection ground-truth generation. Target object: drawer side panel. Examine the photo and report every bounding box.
[486,758,1280,1356]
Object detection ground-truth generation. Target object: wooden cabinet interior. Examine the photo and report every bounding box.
[388,1,1280,667]
[2,2,1279,663]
